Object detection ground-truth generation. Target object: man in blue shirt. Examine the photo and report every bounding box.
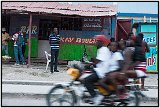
[49,27,60,73]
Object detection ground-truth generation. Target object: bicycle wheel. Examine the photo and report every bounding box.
[46,84,77,106]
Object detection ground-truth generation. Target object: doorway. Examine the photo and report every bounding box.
[116,19,132,41]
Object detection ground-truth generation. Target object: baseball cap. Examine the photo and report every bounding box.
[94,35,110,45]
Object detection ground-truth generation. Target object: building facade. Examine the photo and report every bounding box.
[2,2,117,60]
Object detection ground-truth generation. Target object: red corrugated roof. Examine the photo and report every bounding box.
[23,7,53,13]
[29,2,59,8]
[68,4,81,11]
[2,2,117,16]
[2,6,24,10]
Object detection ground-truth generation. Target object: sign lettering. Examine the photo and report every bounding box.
[143,33,156,44]
[147,56,156,66]
[20,25,38,34]
[83,18,101,22]
[143,37,156,44]
[145,47,157,72]
[60,37,96,45]
[82,17,102,31]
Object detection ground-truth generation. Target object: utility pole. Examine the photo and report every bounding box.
[27,13,32,68]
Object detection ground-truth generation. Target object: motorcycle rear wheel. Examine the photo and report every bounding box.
[117,92,140,106]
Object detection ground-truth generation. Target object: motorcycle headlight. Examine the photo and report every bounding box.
[67,68,80,80]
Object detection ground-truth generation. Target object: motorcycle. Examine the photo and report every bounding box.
[46,61,145,106]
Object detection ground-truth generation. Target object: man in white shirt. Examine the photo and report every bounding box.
[84,35,111,105]
[109,42,124,71]
[99,42,125,99]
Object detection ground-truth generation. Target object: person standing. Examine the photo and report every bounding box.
[22,32,29,64]
[21,32,28,57]
[49,27,60,73]
[2,28,10,56]
[18,32,28,62]
[12,32,25,65]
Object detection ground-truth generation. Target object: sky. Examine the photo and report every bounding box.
[70,2,158,14]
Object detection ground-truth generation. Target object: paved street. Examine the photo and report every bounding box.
[2,81,158,106]
[2,63,158,85]
[2,93,158,106]
[2,63,159,106]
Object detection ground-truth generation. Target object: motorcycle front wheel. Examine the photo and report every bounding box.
[46,84,77,106]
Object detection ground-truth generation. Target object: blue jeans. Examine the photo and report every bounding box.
[14,45,25,64]
[2,44,8,55]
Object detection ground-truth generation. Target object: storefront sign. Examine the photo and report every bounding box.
[60,37,96,45]
[143,33,156,45]
[146,46,157,72]
[83,18,101,22]
[20,25,38,34]
[82,17,103,31]
[83,23,102,28]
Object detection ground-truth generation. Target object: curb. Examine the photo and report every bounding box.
[2,92,47,97]
[2,80,158,87]
[2,80,69,86]
[2,80,158,98]
[2,80,70,96]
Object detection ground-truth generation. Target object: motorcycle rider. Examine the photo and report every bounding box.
[84,35,111,105]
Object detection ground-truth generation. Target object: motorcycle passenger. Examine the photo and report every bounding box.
[108,42,124,72]
[131,34,148,77]
[119,35,147,87]
[99,35,147,100]
[99,41,125,99]
[138,33,150,90]
[84,35,111,105]
[120,35,147,78]
[119,39,136,77]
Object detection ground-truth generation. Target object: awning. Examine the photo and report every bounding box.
[2,2,117,16]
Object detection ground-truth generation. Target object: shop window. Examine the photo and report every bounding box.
[39,19,59,40]
[61,17,82,31]
[2,15,10,33]
[39,17,82,40]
